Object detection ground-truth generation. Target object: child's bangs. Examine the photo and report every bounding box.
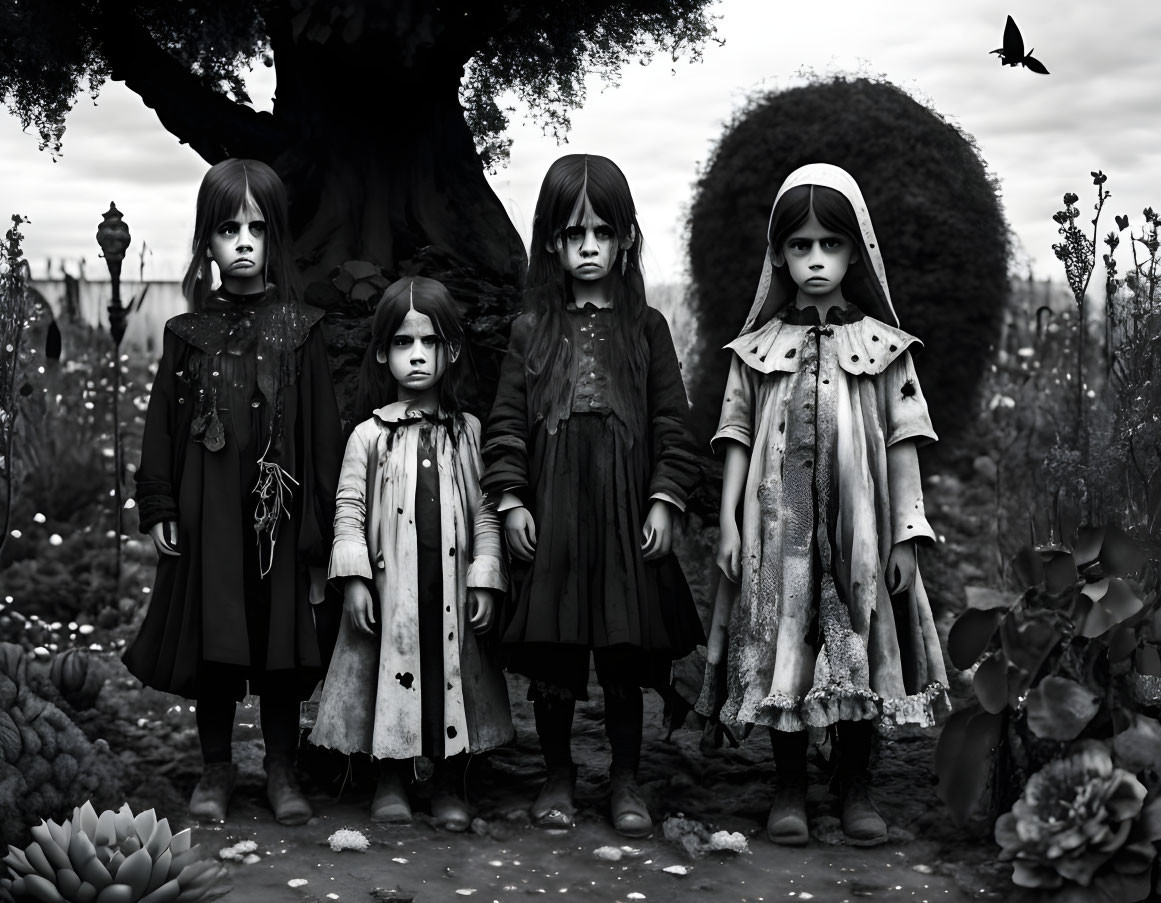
[412,281,463,343]
[575,179,635,240]
[809,185,861,244]
[205,177,259,229]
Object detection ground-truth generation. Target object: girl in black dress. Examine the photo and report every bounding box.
[125,158,342,826]
[483,154,702,837]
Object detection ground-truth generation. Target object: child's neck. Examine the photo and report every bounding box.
[220,275,266,297]
[397,386,440,415]
[571,279,613,309]
[793,291,850,320]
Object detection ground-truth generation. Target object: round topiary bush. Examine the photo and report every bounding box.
[686,75,1010,446]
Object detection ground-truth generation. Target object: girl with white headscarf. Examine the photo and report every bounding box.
[702,164,948,847]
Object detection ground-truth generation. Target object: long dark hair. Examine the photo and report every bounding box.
[354,276,466,425]
[524,153,649,434]
[182,158,300,309]
[763,183,891,326]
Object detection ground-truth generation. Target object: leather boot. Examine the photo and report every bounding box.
[371,765,412,824]
[265,755,312,826]
[609,768,652,838]
[189,762,236,822]
[840,780,888,846]
[834,721,887,845]
[530,764,578,828]
[431,761,471,832]
[766,778,809,845]
[768,728,809,845]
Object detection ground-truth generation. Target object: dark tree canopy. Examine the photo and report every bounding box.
[0,0,718,417]
[687,76,1010,445]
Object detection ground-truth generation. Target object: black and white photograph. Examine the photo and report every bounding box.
[1,1,1159,900]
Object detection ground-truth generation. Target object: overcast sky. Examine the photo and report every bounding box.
[1,0,1158,285]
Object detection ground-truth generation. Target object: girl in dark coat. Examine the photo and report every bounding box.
[483,154,702,838]
[124,158,343,826]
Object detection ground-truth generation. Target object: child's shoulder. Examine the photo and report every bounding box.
[835,316,923,376]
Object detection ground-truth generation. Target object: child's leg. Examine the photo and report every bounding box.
[372,758,412,824]
[431,753,471,832]
[195,695,236,764]
[529,680,578,826]
[603,680,651,838]
[835,719,887,845]
[767,728,809,845]
[261,687,313,825]
[188,674,238,821]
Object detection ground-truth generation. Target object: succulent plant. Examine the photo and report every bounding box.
[0,643,121,848]
[47,649,106,712]
[0,800,229,902]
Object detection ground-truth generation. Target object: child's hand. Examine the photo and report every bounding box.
[641,501,673,561]
[344,579,377,635]
[150,521,180,557]
[505,506,537,561]
[886,541,917,593]
[716,519,741,582]
[468,588,494,633]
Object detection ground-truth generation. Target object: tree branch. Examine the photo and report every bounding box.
[94,3,286,163]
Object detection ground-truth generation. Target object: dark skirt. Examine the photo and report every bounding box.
[500,413,703,685]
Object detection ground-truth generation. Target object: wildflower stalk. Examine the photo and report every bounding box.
[1052,172,1109,441]
[0,215,29,558]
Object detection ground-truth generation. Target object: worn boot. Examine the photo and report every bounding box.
[766,778,809,845]
[834,721,887,845]
[840,780,888,846]
[371,764,412,824]
[530,764,578,829]
[189,762,236,822]
[609,767,652,838]
[431,761,471,833]
[265,755,313,826]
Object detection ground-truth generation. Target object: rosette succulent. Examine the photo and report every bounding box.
[0,800,229,902]
[995,742,1161,902]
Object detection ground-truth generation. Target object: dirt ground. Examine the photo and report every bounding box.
[99,664,995,903]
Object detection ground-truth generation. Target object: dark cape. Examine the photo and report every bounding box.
[123,288,343,700]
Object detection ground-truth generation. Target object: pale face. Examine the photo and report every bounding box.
[209,198,267,295]
[778,210,858,301]
[551,198,620,283]
[388,309,447,401]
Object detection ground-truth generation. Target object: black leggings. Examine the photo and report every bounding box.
[532,679,644,775]
[770,720,875,784]
[196,666,301,764]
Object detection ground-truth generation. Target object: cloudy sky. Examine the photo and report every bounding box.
[1,0,1158,285]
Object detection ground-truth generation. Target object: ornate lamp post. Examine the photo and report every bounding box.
[95,205,131,570]
[96,203,131,347]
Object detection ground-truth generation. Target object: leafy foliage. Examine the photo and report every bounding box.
[0,0,718,168]
[460,0,720,169]
[0,215,29,555]
[685,75,1009,445]
[936,526,1158,835]
[0,644,123,851]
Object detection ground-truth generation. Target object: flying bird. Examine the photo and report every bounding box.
[991,16,1049,74]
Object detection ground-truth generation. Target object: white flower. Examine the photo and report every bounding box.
[327,829,370,853]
